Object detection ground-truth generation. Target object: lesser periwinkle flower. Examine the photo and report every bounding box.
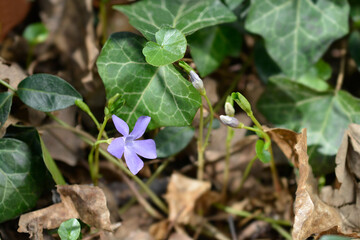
[107,115,157,175]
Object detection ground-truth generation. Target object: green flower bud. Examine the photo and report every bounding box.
[75,99,91,113]
[231,92,252,115]
[225,102,235,116]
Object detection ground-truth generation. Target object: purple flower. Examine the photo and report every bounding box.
[107,115,157,175]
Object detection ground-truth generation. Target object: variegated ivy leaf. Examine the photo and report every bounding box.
[114,0,236,41]
[246,0,349,79]
[97,32,201,130]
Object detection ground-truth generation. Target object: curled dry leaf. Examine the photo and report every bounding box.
[292,129,344,240]
[18,185,111,238]
[0,57,27,89]
[164,173,212,224]
[321,123,360,236]
[265,127,303,167]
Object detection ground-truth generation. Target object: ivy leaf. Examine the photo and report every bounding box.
[254,40,281,83]
[97,32,201,129]
[349,31,360,72]
[188,24,242,77]
[296,60,332,91]
[258,77,360,175]
[245,0,349,79]
[224,0,245,10]
[17,74,82,112]
[58,218,81,240]
[23,22,49,46]
[143,28,187,66]
[0,92,12,127]
[114,0,236,41]
[155,126,194,158]
[0,136,46,223]
[255,139,271,163]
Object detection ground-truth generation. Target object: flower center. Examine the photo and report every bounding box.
[125,136,135,146]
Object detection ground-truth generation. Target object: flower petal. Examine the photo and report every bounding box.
[130,116,151,139]
[112,115,129,136]
[129,139,157,159]
[107,137,125,159]
[124,147,144,175]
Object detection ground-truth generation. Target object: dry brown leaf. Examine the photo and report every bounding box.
[168,232,192,240]
[321,123,360,235]
[41,107,83,166]
[164,173,211,224]
[18,185,111,238]
[265,127,303,167]
[38,0,99,88]
[292,129,344,240]
[0,57,27,89]
[149,220,170,240]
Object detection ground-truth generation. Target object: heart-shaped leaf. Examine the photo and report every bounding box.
[246,0,349,79]
[155,126,194,158]
[255,139,271,163]
[17,74,82,112]
[0,92,12,127]
[258,77,360,175]
[97,32,201,129]
[58,218,81,240]
[114,0,236,41]
[143,28,187,66]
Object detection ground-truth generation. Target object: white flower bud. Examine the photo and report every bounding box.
[225,102,235,116]
[220,115,239,128]
[189,70,204,91]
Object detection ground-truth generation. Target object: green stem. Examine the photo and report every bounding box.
[0,79,17,92]
[221,127,233,199]
[197,103,205,180]
[202,93,214,150]
[235,155,257,194]
[44,114,168,213]
[26,44,35,69]
[39,136,66,185]
[92,115,110,186]
[214,203,292,227]
[271,223,292,240]
[119,159,170,214]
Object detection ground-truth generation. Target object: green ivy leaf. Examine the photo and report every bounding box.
[97,32,201,129]
[245,0,349,79]
[143,28,187,66]
[349,0,360,27]
[114,0,236,41]
[253,41,281,83]
[319,235,352,240]
[296,60,332,91]
[224,0,245,10]
[258,77,360,175]
[58,218,81,240]
[0,136,46,223]
[17,74,82,112]
[0,92,12,127]
[188,24,242,77]
[23,22,49,46]
[255,139,271,163]
[349,31,360,72]
[155,126,194,158]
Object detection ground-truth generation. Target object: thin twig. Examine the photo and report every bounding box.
[335,40,347,93]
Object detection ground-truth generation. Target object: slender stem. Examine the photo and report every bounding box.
[221,127,233,199]
[26,44,35,69]
[244,114,282,192]
[0,79,17,92]
[197,103,205,180]
[39,136,66,185]
[92,115,110,185]
[44,114,168,213]
[271,223,292,240]
[335,41,347,93]
[119,159,170,214]
[202,93,214,150]
[214,203,292,227]
[235,155,257,194]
